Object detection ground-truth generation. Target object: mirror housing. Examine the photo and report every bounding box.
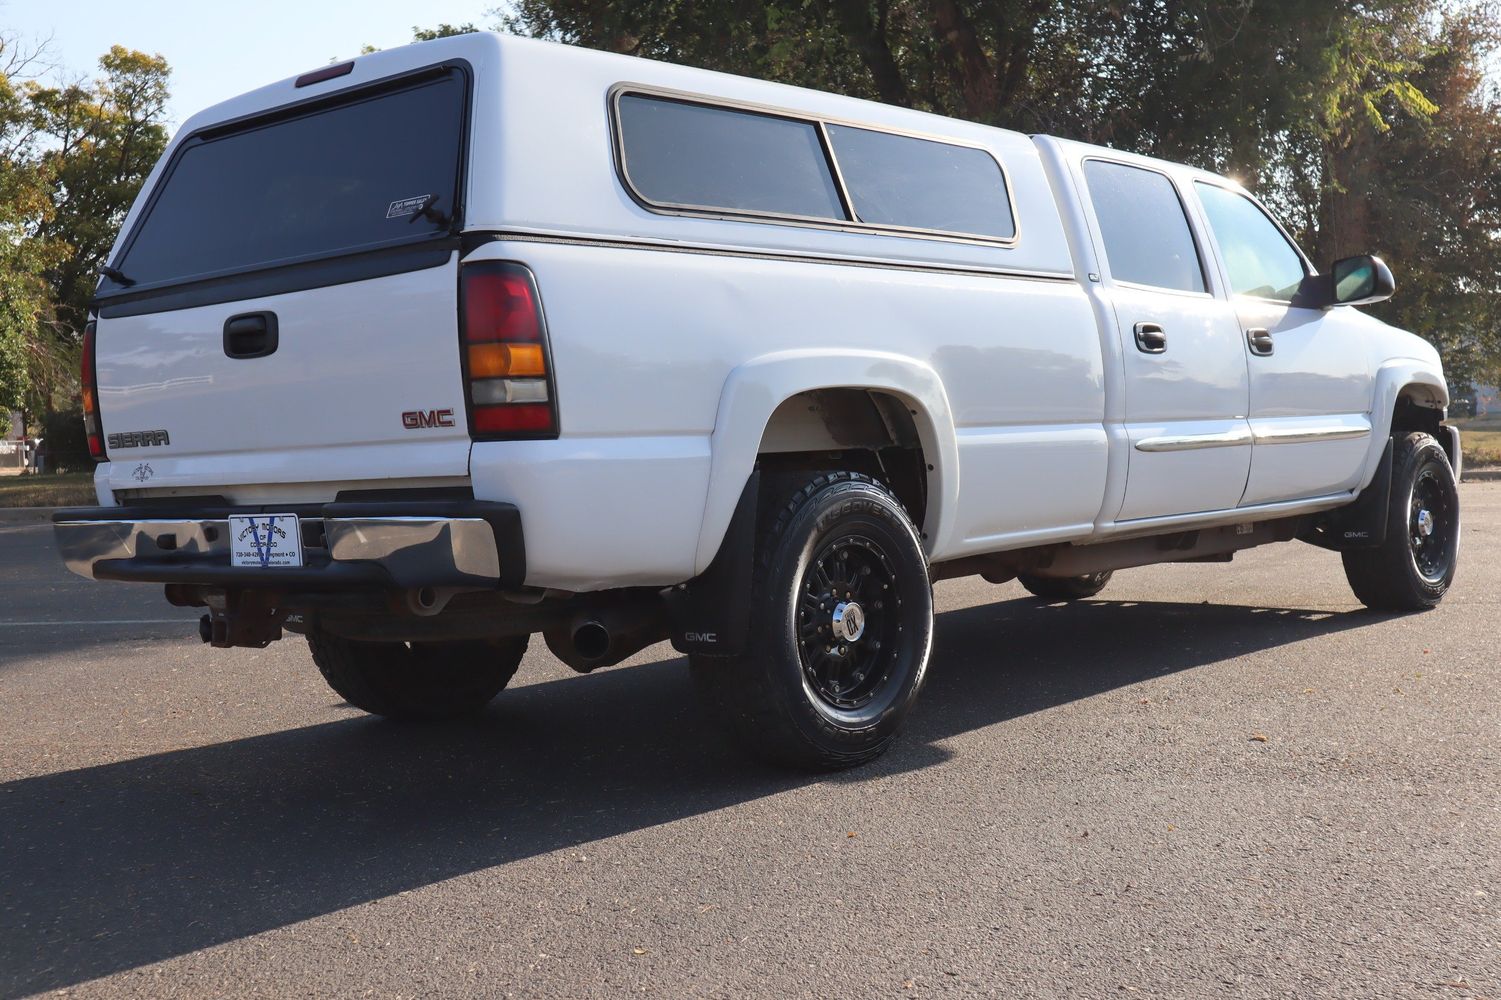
[1295,254,1395,309]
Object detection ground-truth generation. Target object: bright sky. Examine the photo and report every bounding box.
[4,0,502,127]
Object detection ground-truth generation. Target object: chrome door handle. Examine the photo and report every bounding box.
[1247,328,1274,356]
[1134,322,1167,354]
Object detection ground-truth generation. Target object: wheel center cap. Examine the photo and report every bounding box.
[1416,508,1435,537]
[832,601,866,643]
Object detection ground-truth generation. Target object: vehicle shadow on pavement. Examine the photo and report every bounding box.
[0,596,1385,997]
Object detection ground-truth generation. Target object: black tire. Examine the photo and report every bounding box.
[307,631,528,720]
[1342,431,1460,611]
[690,471,934,770]
[1017,570,1113,601]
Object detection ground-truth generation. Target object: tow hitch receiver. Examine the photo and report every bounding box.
[196,590,289,648]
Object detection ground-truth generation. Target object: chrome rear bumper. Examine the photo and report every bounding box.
[52,500,525,590]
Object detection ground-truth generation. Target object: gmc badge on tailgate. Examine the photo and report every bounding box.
[402,409,456,429]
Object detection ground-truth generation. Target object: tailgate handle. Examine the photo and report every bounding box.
[223,312,279,359]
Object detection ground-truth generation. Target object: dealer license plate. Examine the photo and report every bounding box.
[228,514,304,568]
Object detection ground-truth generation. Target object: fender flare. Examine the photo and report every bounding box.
[1358,360,1450,491]
[691,349,960,574]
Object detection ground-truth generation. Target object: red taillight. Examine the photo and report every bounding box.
[460,262,557,439]
[464,268,540,344]
[81,320,106,461]
[474,403,554,434]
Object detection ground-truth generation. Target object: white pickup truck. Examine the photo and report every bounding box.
[57,33,1461,769]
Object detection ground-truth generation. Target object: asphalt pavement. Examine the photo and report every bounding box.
[2,487,1498,999]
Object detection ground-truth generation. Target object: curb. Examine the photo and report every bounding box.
[0,506,60,524]
[1462,467,1501,482]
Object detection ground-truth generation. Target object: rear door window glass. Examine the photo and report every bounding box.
[617,94,845,220]
[825,124,1015,240]
[1083,160,1205,293]
[114,71,466,288]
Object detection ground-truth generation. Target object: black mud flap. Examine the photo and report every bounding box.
[1301,438,1393,551]
[664,470,758,657]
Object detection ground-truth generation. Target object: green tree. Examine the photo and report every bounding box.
[0,41,171,424]
[28,46,171,335]
[487,1,1501,384]
[412,22,481,41]
[1357,8,1501,386]
[0,32,61,416]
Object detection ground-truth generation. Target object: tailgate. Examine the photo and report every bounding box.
[96,263,469,493]
[91,63,472,497]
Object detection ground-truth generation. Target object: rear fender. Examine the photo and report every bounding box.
[692,349,959,575]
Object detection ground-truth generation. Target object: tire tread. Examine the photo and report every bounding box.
[691,470,930,770]
[1341,431,1457,611]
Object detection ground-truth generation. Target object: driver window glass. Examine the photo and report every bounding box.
[1195,183,1306,302]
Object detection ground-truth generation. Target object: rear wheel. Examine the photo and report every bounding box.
[1017,571,1113,601]
[690,471,933,770]
[1342,431,1459,611]
[308,631,528,720]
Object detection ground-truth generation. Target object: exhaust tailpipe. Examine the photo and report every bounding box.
[544,599,667,673]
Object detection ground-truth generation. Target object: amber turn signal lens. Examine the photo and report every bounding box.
[468,342,546,378]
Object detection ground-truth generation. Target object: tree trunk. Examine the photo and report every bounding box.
[1319,121,1375,266]
[930,0,997,120]
[836,1,910,107]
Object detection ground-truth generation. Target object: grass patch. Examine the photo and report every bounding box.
[0,472,97,508]
[1460,429,1501,466]
[1454,415,1501,467]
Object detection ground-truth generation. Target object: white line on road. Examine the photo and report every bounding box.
[3,619,195,627]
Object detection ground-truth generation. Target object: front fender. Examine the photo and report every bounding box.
[1359,360,1449,491]
[692,349,960,574]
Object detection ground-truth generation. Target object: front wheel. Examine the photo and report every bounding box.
[308,631,528,720]
[690,471,934,770]
[1342,431,1460,611]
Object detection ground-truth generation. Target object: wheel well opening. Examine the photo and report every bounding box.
[1391,387,1453,465]
[755,388,930,533]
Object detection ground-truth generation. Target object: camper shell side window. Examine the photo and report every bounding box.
[611,86,1019,247]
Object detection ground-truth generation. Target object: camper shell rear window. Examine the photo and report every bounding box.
[103,65,468,293]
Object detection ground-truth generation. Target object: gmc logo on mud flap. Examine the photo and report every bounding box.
[402,409,456,429]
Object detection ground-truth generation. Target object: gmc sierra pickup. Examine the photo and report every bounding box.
[57,33,1461,769]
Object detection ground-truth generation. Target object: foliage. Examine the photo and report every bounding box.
[4,5,1499,433]
[0,34,58,415]
[0,35,169,426]
[488,0,1501,386]
[412,23,482,41]
[27,46,171,334]
[40,404,87,470]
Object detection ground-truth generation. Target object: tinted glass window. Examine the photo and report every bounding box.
[1083,160,1204,293]
[1195,183,1307,301]
[618,95,845,220]
[825,124,1015,239]
[115,73,465,288]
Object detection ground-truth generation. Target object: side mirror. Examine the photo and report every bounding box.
[1293,254,1395,309]
[1332,254,1395,305]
